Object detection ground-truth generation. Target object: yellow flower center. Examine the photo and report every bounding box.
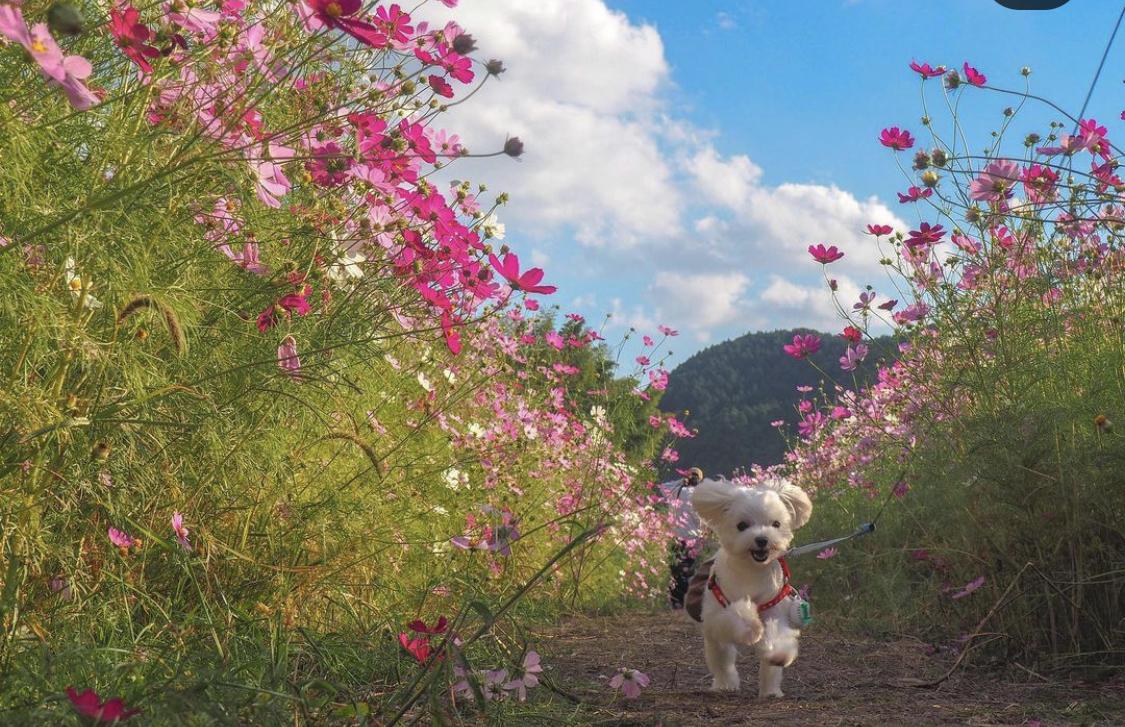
[325,1,343,17]
[31,40,47,54]
[69,278,83,291]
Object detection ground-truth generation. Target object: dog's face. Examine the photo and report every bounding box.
[691,478,812,566]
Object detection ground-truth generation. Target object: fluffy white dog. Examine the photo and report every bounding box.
[691,477,812,697]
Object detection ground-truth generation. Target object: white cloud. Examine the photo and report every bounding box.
[418,0,682,247]
[650,271,750,333]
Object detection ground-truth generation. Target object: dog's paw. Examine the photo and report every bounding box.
[737,619,763,646]
[710,677,741,692]
[758,688,785,699]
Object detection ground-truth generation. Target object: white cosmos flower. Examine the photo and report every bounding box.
[481,214,505,240]
[64,257,102,309]
[417,372,434,392]
[326,248,366,285]
[443,467,469,490]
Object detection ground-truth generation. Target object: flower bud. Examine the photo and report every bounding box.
[921,170,940,188]
[912,150,931,170]
[503,137,524,158]
[485,58,506,76]
[944,70,961,90]
[1020,66,1031,76]
[47,2,84,36]
[452,33,477,55]
[930,148,948,167]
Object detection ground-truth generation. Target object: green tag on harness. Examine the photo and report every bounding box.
[799,600,812,626]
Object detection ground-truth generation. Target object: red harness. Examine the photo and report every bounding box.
[707,557,796,614]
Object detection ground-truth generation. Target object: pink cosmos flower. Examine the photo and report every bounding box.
[897,186,932,203]
[503,651,543,701]
[642,335,655,346]
[840,326,862,344]
[866,224,893,236]
[950,575,986,599]
[840,344,868,372]
[658,325,679,336]
[108,4,161,74]
[877,299,898,311]
[66,688,141,723]
[816,547,838,560]
[1078,118,1111,158]
[969,160,1021,202]
[905,222,945,249]
[1036,134,1084,157]
[808,243,844,264]
[488,252,556,295]
[962,62,986,87]
[545,331,564,350]
[0,9,98,109]
[277,335,301,379]
[783,334,821,359]
[304,0,388,48]
[108,527,136,551]
[853,291,875,311]
[892,302,930,325]
[609,668,650,699]
[165,3,222,37]
[909,60,945,78]
[951,233,981,255]
[892,481,910,498]
[171,511,192,551]
[879,127,914,151]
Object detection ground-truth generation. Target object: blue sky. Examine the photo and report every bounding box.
[428,0,1123,367]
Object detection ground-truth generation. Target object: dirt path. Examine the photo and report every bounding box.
[530,610,1125,726]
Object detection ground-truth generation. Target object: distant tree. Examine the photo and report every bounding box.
[658,329,895,477]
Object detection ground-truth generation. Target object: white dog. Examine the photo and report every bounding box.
[690,477,812,697]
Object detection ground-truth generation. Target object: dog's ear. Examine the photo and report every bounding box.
[761,478,813,530]
[691,478,734,527]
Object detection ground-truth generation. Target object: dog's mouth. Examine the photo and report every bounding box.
[750,549,770,563]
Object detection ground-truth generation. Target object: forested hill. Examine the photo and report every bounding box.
[659,329,894,477]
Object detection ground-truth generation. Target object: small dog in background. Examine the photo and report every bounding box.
[690,477,812,697]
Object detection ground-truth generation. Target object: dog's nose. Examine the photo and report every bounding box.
[754,537,769,548]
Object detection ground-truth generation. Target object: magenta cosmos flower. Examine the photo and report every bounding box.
[866,224,893,236]
[816,546,838,560]
[108,2,162,74]
[609,668,650,699]
[808,243,844,264]
[783,334,821,359]
[304,0,388,48]
[897,186,932,203]
[839,344,868,372]
[503,651,544,701]
[909,60,945,78]
[66,688,141,723]
[879,127,914,151]
[488,252,556,295]
[905,222,945,249]
[1021,164,1059,204]
[962,62,986,87]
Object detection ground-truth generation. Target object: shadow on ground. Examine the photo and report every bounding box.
[530,610,1124,726]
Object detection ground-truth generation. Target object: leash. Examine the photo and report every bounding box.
[785,522,875,559]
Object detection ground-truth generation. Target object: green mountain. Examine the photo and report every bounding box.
[659,328,895,477]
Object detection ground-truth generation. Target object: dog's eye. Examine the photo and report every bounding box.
[772,521,781,528]
[736,521,749,532]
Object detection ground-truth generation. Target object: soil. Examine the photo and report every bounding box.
[529,610,1125,727]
